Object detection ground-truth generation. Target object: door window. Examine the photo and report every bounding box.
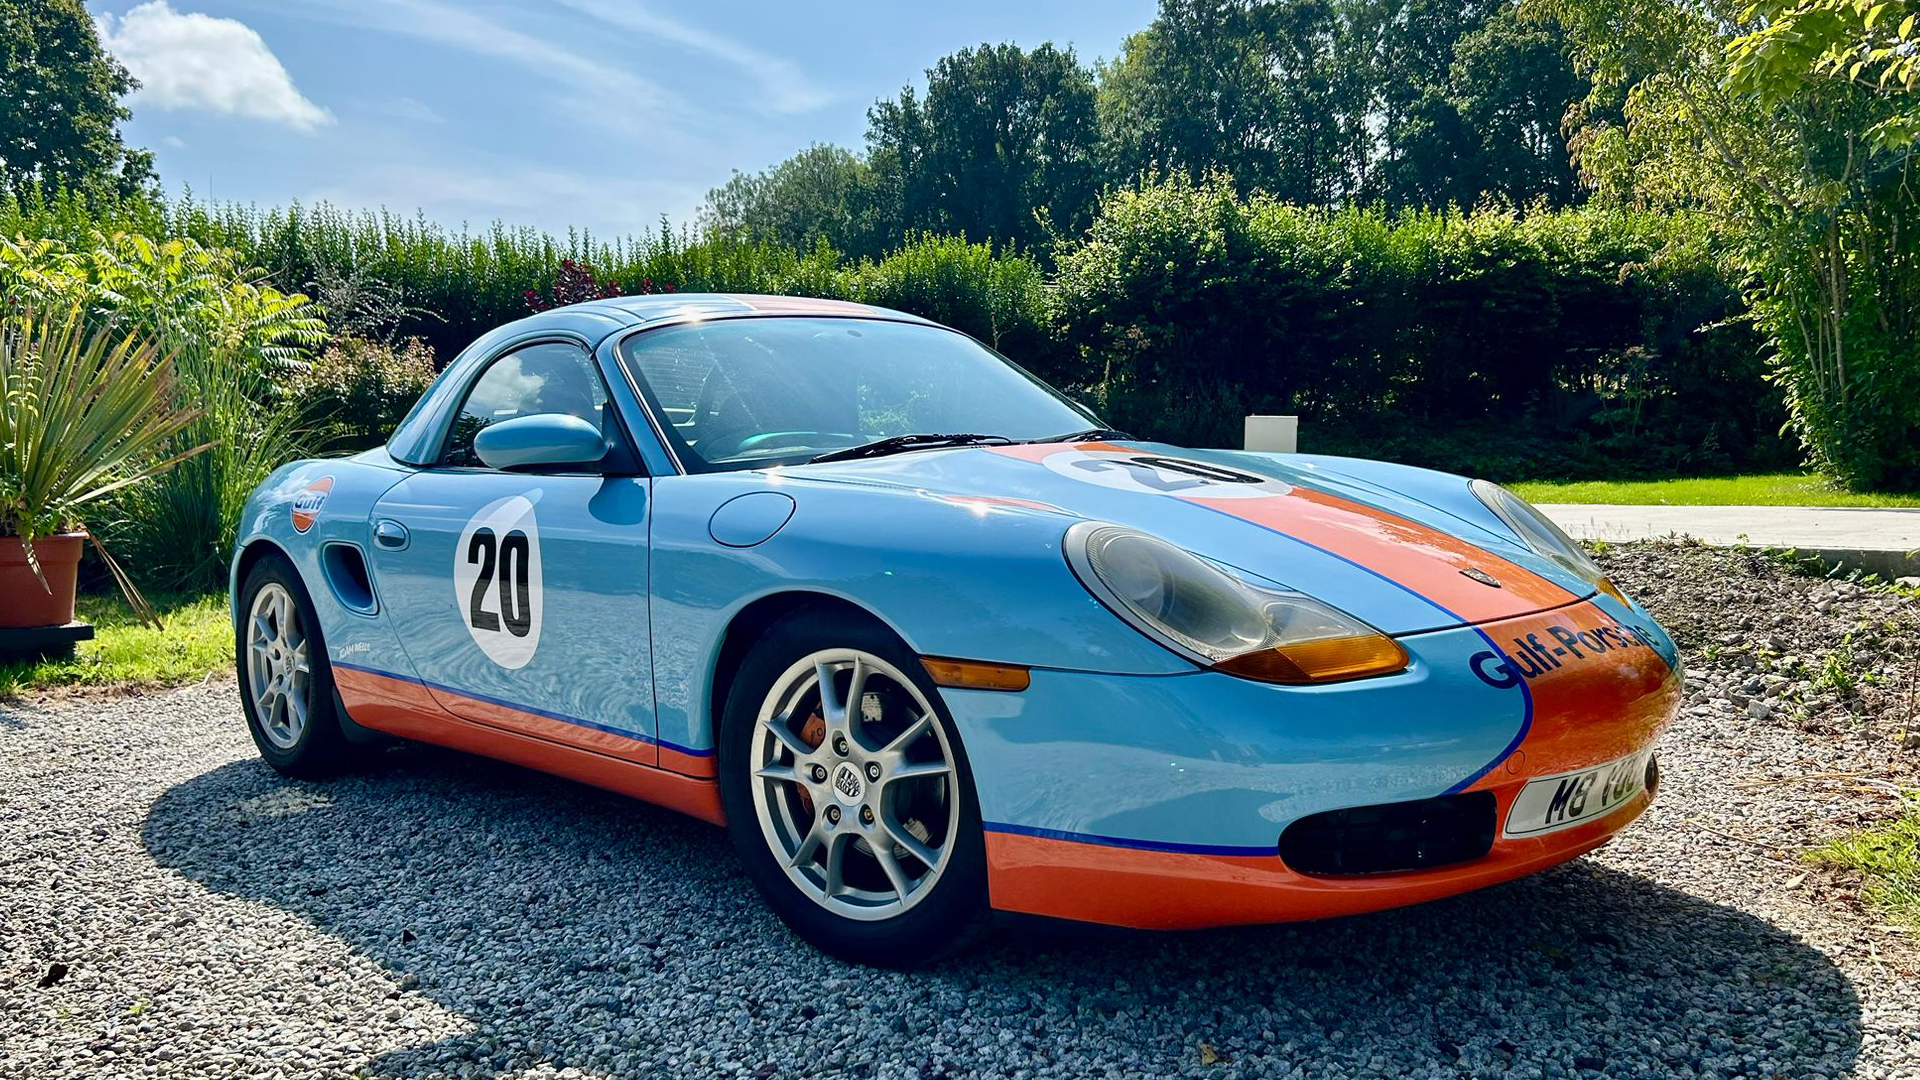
[443,342,607,468]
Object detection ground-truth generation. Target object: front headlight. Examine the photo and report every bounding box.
[1063,522,1409,685]
[1469,479,1627,604]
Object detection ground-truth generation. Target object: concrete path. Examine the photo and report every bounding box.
[1540,503,1920,578]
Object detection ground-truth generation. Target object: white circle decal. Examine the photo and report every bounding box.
[453,495,544,669]
[1041,450,1292,499]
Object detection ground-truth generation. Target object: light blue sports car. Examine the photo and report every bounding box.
[233,294,1681,966]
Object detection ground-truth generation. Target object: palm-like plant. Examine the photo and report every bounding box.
[0,305,209,611]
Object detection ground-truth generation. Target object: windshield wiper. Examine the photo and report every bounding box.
[1025,427,1134,444]
[809,432,1016,464]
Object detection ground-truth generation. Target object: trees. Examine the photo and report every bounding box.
[0,0,154,196]
[1369,5,1588,207]
[702,43,1101,257]
[704,4,1599,254]
[866,42,1101,252]
[701,144,888,259]
[1529,0,1920,488]
[1097,0,1361,204]
[1095,0,1588,209]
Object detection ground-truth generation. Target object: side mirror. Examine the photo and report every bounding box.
[473,413,606,471]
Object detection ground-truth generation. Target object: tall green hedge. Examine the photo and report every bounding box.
[1053,177,1790,478]
[0,189,1057,370]
[2,182,1789,480]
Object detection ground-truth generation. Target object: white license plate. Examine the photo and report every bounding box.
[1504,748,1655,838]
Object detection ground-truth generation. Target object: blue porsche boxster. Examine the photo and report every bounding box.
[232,294,1681,966]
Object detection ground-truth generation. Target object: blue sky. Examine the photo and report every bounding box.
[87,1,1156,238]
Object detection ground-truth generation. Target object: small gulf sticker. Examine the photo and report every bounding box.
[290,476,333,533]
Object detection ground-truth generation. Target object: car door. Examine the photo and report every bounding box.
[368,338,658,765]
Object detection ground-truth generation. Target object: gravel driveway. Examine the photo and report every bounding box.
[3,542,1916,1079]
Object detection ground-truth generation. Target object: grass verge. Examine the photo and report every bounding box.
[0,591,229,700]
[1808,797,1920,930]
[1509,473,1920,507]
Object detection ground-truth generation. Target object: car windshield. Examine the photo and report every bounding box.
[615,317,1097,472]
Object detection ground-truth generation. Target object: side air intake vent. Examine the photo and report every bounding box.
[321,542,378,614]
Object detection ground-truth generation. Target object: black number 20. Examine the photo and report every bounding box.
[467,527,532,637]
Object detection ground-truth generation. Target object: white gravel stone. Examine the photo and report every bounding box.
[1,540,1916,1078]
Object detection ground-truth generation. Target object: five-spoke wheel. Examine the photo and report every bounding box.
[244,582,312,750]
[751,649,960,919]
[235,554,352,777]
[719,608,988,966]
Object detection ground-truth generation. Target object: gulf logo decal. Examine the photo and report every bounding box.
[1459,600,1678,781]
[290,476,333,533]
[994,445,1577,624]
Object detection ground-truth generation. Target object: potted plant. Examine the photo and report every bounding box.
[1,305,207,634]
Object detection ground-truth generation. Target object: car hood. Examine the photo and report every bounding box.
[773,441,1593,637]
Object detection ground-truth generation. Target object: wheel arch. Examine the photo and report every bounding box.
[230,537,294,624]
[705,590,910,758]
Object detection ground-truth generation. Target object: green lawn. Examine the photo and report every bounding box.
[1809,798,1920,930]
[0,591,230,700]
[1509,473,1920,507]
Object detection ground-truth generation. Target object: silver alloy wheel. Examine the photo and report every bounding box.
[750,649,960,921]
[245,582,312,751]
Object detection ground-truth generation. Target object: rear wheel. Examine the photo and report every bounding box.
[236,555,352,777]
[719,608,988,967]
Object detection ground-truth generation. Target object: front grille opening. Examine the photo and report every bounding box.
[1279,791,1497,876]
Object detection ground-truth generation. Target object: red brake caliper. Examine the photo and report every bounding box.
[794,707,827,816]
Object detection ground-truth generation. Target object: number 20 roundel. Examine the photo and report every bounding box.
[453,494,543,669]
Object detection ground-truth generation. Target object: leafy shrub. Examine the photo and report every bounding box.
[1053,175,1791,477]
[0,229,325,589]
[282,335,436,451]
[0,306,206,613]
[1,183,1803,483]
[837,235,1064,376]
[523,258,675,312]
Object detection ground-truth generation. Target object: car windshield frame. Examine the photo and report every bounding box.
[611,315,1100,474]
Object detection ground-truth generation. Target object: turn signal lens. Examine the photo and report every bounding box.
[922,657,1031,692]
[1213,635,1410,685]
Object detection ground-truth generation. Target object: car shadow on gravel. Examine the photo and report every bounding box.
[144,747,1864,1079]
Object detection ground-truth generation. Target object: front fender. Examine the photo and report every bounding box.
[647,474,1193,758]
[228,452,412,671]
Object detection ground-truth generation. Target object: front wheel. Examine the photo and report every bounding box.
[718,608,989,967]
[236,554,353,778]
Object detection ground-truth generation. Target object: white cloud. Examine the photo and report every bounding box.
[374,97,445,125]
[284,0,682,115]
[307,161,705,235]
[550,0,830,115]
[97,2,331,131]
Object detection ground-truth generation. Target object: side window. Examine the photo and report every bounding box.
[442,342,607,468]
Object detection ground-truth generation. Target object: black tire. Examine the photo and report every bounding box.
[718,606,990,967]
[234,553,353,778]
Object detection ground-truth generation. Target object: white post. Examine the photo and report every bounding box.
[1243,415,1298,454]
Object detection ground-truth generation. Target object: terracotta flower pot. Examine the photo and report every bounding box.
[0,533,85,629]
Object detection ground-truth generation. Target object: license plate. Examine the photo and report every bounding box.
[1504,748,1655,838]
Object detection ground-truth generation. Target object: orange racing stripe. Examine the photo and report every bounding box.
[1210,487,1577,623]
[334,665,725,823]
[992,443,1579,624]
[985,784,1648,929]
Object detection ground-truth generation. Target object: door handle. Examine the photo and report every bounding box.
[373,520,410,550]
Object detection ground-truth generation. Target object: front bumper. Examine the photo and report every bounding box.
[946,596,1681,929]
